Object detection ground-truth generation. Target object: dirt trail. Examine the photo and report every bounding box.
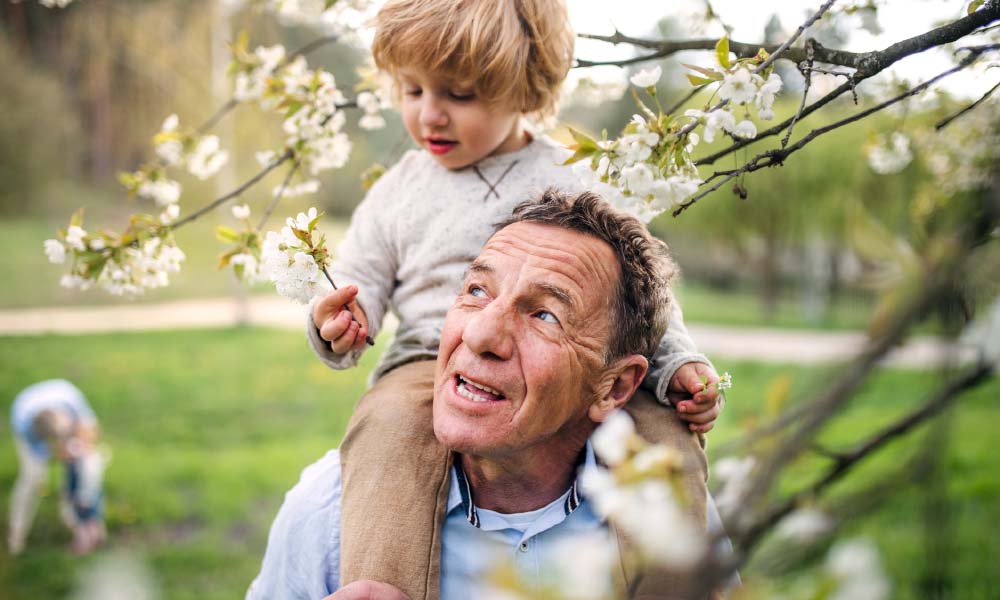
[0,296,975,368]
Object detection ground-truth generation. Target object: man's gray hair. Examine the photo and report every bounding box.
[497,188,677,360]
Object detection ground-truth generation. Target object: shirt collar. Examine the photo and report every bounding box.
[447,441,595,529]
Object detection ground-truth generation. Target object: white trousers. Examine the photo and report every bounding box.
[7,438,77,554]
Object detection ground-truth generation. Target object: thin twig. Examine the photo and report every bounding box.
[935,80,1000,130]
[739,360,993,551]
[665,84,709,116]
[755,0,838,74]
[782,40,817,149]
[257,159,301,231]
[695,3,1000,166]
[676,51,986,216]
[321,268,375,346]
[169,149,295,230]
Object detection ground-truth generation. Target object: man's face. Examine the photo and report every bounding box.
[433,222,621,458]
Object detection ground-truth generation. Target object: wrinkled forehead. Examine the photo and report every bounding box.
[476,222,619,302]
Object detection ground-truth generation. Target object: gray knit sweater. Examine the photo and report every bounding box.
[307,135,710,403]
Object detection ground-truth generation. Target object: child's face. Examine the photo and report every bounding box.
[398,68,528,170]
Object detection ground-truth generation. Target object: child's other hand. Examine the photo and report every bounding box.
[668,362,724,434]
[313,285,370,353]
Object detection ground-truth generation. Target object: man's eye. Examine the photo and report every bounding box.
[469,286,487,298]
[535,310,559,324]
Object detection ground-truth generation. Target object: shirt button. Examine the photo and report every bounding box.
[519,541,529,553]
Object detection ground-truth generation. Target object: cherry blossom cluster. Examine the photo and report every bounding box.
[119,113,230,216]
[44,211,185,296]
[259,207,333,304]
[580,411,707,567]
[229,38,389,179]
[235,0,375,34]
[216,204,265,284]
[570,37,782,222]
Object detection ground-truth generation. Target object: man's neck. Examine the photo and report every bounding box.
[459,429,590,514]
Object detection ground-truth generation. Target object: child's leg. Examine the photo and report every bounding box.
[338,359,450,600]
[8,438,48,554]
[621,387,709,599]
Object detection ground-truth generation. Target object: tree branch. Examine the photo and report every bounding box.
[257,158,301,231]
[675,50,987,216]
[740,360,993,551]
[754,0,837,74]
[935,80,1000,130]
[694,2,1000,166]
[169,149,294,230]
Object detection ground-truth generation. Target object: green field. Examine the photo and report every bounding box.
[0,329,997,599]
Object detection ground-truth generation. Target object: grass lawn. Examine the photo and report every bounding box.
[0,328,997,599]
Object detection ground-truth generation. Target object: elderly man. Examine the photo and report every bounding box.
[249,190,711,599]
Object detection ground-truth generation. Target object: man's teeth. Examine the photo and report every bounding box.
[457,375,503,402]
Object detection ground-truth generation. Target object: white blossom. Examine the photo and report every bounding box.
[232,204,251,220]
[630,65,662,88]
[545,532,616,599]
[359,114,386,130]
[960,297,1000,369]
[713,456,756,520]
[591,410,635,467]
[159,204,180,225]
[775,508,835,543]
[60,274,91,290]
[230,252,264,283]
[39,0,74,8]
[866,132,913,174]
[305,132,352,175]
[731,119,757,140]
[565,73,628,107]
[138,179,181,206]
[718,68,757,105]
[89,238,106,251]
[65,225,87,251]
[826,538,891,600]
[256,150,278,168]
[44,239,66,264]
[755,72,782,119]
[161,114,179,132]
[278,180,321,198]
[235,71,267,102]
[188,135,230,180]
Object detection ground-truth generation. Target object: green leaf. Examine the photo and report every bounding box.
[682,63,723,81]
[360,163,386,191]
[715,36,731,69]
[561,146,597,165]
[70,208,85,228]
[567,127,598,152]
[291,227,311,244]
[217,248,240,270]
[215,226,240,243]
[968,0,985,14]
[308,212,323,232]
[687,74,714,87]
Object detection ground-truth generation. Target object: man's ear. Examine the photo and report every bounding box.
[589,354,648,423]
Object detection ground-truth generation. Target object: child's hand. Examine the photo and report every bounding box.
[313,285,370,353]
[667,362,724,434]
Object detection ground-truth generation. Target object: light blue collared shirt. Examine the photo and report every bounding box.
[247,445,732,599]
[247,445,608,600]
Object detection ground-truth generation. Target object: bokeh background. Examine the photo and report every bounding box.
[1,1,998,598]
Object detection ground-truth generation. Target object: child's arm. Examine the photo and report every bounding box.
[305,170,400,369]
[313,285,370,353]
[640,289,724,433]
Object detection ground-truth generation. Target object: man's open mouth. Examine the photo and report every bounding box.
[455,374,506,402]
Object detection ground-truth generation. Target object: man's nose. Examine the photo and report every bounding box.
[419,95,448,128]
[462,302,514,361]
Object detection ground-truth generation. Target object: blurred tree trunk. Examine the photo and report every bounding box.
[84,0,114,181]
[2,1,29,54]
[760,222,780,321]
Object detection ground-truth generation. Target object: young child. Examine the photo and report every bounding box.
[305,1,723,596]
[8,379,107,555]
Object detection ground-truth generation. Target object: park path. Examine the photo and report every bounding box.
[0,296,976,368]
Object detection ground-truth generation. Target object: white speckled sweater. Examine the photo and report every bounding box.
[306,135,711,403]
